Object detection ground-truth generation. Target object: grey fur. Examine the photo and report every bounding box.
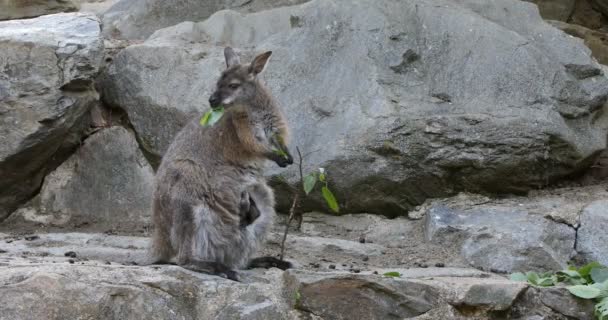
[149,48,292,276]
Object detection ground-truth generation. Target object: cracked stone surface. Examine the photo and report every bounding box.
[0,12,104,222]
[0,226,592,320]
[7,127,155,231]
[100,0,608,217]
[576,200,608,265]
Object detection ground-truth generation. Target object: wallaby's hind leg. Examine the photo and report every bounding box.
[179,257,240,281]
[248,257,292,270]
[172,201,240,281]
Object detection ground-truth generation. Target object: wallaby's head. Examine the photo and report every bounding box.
[208,47,273,109]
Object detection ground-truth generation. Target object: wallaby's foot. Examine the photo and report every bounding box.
[180,259,240,281]
[239,190,261,227]
[248,256,292,270]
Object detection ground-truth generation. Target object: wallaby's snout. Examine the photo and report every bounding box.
[209,93,220,108]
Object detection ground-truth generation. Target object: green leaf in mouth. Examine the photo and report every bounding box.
[200,106,225,126]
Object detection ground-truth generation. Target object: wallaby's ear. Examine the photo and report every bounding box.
[224,47,240,68]
[249,51,272,75]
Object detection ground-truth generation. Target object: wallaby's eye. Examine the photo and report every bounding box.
[228,83,240,89]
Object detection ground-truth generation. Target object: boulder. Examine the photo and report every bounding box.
[78,0,120,16]
[591,0,608,18]
[571,0,607,30]
[6,127,155,231]
[0,229,595,319]
[424,198,577,272]
[0,13,103,222]
[101,0,310,40]
[523,0,576,21]
[576,200,608,265]
[0,0,79,20]
[101,0,608,216]
[549,20,608,65]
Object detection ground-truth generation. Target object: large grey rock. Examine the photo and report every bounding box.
[0,265,295,320]
[424,202,576,272]
[523,0,576,21]
[0,0,79,20]
[549,20,608,65]
[101,0,310,40]
[101,0,608,216]
[539,287,596,319]
[0,13,103,222]
[576,200,608,265]
[6,127,155,231]
[79,0,120,16]
[0,231,595,319]
[285,270,528,319]
[591,0,608,18]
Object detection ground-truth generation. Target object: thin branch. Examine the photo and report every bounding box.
[279,193,299,261]
[279,146,305,261]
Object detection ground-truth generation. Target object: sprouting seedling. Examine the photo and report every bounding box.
[303,167,339,213]
[279,147,340,261]
[200,106,225,126]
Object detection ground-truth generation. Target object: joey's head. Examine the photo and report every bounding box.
[208,47,272,109]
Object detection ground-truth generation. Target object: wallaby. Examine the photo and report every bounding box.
[150,47,293,281]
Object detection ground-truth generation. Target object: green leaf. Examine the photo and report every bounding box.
[567,285,602,299]
[526,272,540,285]
[200,107,225,126]
[536,277,556,287]
[319,173,326,182]
[510,273,527,282]
[591,268,608,284]
[383,271,401,278]
[596,297,608,320]
[580,261,602,278]
[557,269,587,285]
[303,173,317,195]
[321,186,339,213]
[557,270,582,279]
[273,148,289,159]
[199,111,211,125]
[591,281,608,299]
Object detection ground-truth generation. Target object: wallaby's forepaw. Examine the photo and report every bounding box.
[248,257,293,270]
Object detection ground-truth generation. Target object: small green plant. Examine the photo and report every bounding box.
[302,167,339,214]
[383,271,401,278]
[279,147,340,260]
[511,262,608,320]
[295,290,301,305]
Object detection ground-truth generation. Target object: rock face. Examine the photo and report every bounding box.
[0,13,103,221]
[550,20,608,65]
[7,127,155,230]
[523,0,576,21]
[101,0,310,40]
[591,0,608,18]
[0,203,599,319]
[0,0,79,20]
[425,202,576,273]
[576,200,608,265]
[101,0,608,216]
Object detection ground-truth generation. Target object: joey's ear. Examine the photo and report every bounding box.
[224,47,240,68]
[249,51,272,75]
